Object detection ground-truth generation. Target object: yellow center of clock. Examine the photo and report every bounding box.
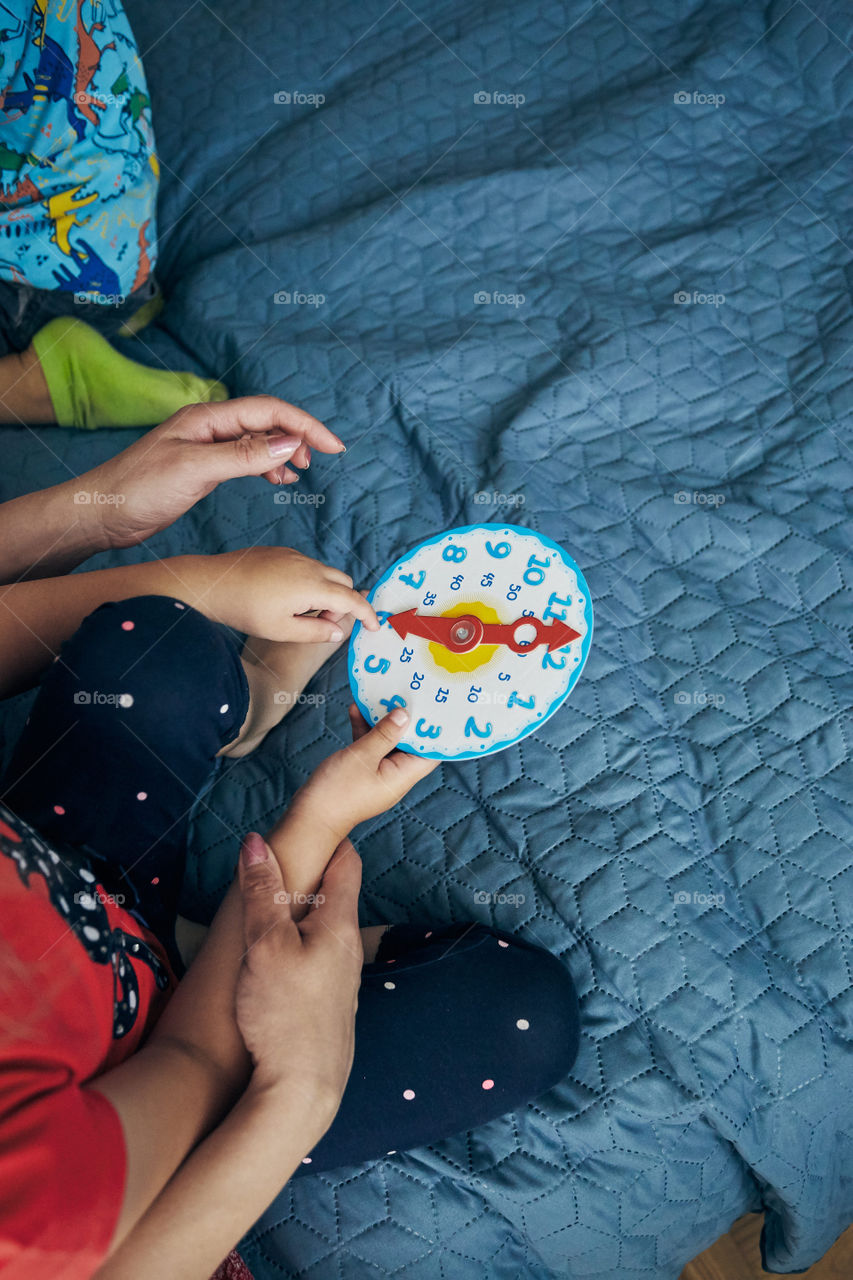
[429,601,502,674]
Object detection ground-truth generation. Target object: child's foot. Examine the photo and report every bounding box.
[221,615,355,759]
[30,316,227,429]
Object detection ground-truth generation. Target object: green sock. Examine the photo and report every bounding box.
[31,316,228,430]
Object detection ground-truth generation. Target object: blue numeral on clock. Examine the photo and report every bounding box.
[400,646,414,663]
[364,654,390,674]
[542,650,567,669]
[485,540,511,559]
[508,691,535,709]
[400,570,425,590]
[523,554,551,586]
[543,591,572,622]
[380,695,407,712]
[435,687,449,703]
[375,610,392,626]
[442,544,467,562]
[465,716,493,738]
[416,719,441,739]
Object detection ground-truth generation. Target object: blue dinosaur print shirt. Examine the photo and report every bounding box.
[0,0,158,300]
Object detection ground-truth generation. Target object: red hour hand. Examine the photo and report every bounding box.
[389,609,580,654]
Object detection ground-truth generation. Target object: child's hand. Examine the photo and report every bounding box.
[200,546,378,643]
[292,705,440,841]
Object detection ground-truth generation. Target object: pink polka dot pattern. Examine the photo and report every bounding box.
[121,620,135,631]
[482,1079,495,1090]
[516,1018,530,1030]
[151,876,160,885]
[301,1157,312,1164]
[498,940,509,948]
[384,981,396,990]
[136,792,148,802]
[403,1089,416,1101]
[174,602,185,609]
[425,930,432,938]
[219,704,229,715]
[53,804,65,815]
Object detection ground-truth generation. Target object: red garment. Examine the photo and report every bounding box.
[0,809,175,1278]
[211,1250,255,1280]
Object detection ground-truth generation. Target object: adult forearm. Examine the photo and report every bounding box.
[152,813,343,1078]
[97,818,344,1239]
[0,477,111,583]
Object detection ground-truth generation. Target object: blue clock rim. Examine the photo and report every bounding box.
[347,522,594,761]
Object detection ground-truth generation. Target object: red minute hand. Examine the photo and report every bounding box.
[389,609,580,654]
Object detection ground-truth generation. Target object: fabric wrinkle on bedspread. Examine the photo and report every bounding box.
[0,0,851,1276]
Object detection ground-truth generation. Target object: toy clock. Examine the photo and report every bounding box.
[348,524,593,760]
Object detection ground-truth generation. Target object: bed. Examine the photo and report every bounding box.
[1,0,852,1274]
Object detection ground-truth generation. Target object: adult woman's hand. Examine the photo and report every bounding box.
[236,831,363,1118]
[88,395,345,549]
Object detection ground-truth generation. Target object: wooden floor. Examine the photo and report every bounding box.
[680,1215,853,1280]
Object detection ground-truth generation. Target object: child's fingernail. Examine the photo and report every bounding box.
[242,831,269,866]
[336,443,347,453]
[267,435,301,457]
[330,627,345,641]
[389,708,409,726]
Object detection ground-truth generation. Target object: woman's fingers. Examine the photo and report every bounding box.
[302,839,362,943]
[238,832,292,953]
[179,395,345,455]
[195,434,302,484]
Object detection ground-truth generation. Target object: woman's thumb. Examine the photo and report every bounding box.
[205,434,302,482]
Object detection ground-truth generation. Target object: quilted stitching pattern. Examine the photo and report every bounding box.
[1,0,852,1274]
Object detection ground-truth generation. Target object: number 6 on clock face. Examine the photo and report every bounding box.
[348,523,593,760]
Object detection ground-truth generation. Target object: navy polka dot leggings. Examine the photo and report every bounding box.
[2,595,580,1174]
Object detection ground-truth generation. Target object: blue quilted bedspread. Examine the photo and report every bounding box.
[2,0,852,1275]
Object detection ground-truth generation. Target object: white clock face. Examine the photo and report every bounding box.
[348,524,593,761]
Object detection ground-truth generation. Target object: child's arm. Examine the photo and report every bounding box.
[266,704,440,920]
[0,546,377,698]
[92,839,363,1278]
[88,712,432,1258]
